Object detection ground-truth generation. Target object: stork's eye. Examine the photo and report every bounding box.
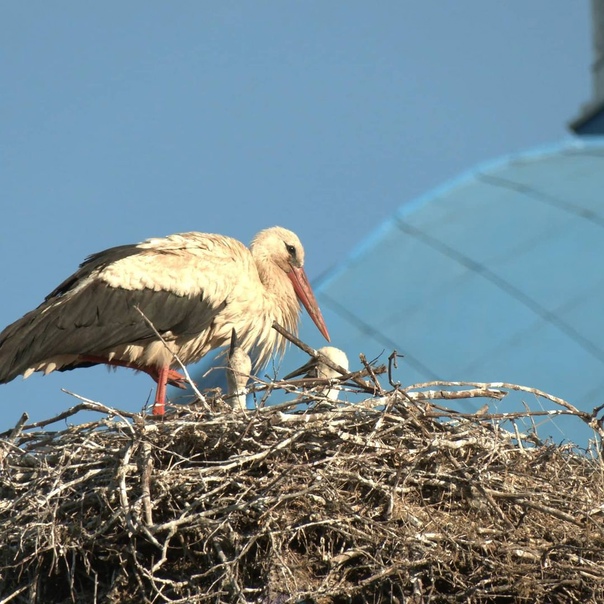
[285,243,297,258]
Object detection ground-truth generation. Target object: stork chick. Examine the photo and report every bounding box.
[226,329,252,412]
[285,346,349,401]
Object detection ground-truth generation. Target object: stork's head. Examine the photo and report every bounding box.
[285,346,349,381]
[251,226,304,272]
[251,226,330,342]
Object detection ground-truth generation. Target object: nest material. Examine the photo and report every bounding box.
[1,380,604,604]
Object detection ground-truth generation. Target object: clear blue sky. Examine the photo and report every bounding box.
[0,2,591,430]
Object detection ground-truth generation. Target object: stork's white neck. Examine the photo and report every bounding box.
[255,255,299,325]
[247,254,300,367]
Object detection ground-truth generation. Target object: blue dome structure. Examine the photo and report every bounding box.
[188,1,604,446]
[288,137,604,445]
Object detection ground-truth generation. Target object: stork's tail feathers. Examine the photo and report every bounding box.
[0,309,40,383]
[0,302,69,383]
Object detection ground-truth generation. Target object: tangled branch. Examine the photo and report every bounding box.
[1,358,604,603]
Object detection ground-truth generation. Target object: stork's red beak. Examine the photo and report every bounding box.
[288,266,330,342]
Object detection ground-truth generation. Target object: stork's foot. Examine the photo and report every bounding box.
[163,369,188,390]
[147,367,188,390]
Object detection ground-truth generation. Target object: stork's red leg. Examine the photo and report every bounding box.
[153,366,170,416]
[79,355,187,388]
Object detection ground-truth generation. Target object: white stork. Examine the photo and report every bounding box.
[0,226,330,415]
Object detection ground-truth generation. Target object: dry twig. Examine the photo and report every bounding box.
[1,362,603,603]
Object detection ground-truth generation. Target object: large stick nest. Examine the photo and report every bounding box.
[1,368,604,603]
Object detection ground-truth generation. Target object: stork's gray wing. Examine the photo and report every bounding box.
[0,232,253,383]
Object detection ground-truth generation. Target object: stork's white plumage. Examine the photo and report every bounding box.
[0,226,329,415]
[286,346,349,401]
